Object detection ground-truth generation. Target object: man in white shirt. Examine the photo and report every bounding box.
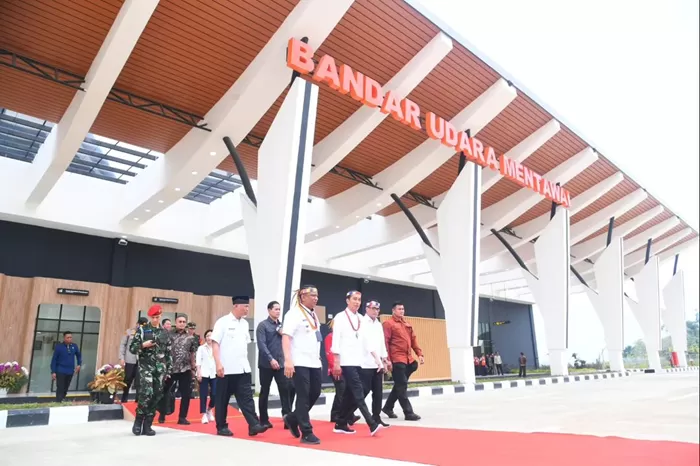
[282,285,324,445]
[331,290,383,436]
[211,295,267,437]
[361,300,391,428]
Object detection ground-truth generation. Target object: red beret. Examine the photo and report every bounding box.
[147,305,162,317]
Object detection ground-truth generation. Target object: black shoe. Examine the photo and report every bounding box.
[301,433,321,445]
[177,418,190,425]
[261,421,273,429]
[405,413,421,421]
[370,422,382,436]
[157,413,166,424]
[382,408,398,419]
[374,416,390,428]
[248,423,268,436]
[142,415,156,436]
[333,423,356,434]
[131,414,144,436]
[217,427,234,437]
[348,415,361,426]
[283,414,300,439]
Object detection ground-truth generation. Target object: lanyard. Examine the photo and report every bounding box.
[344,309,361,332]
[299,304,318,330]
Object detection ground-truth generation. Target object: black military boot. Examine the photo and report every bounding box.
[142,415,156,436]
[132,413,144,436]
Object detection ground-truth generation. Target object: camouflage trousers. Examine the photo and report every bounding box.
[136,365,167,416]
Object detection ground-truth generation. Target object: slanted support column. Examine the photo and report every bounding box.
[662,270,688,367]
[625,258,662,371]
[523,209,570,376]
[239,79,319,388]
[584,238,625,372]
[422,161,482,384]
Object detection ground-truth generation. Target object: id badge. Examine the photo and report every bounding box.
[315,330,323,342]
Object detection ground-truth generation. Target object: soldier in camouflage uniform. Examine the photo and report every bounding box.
[187,322,200,398]
[129,304,172,436]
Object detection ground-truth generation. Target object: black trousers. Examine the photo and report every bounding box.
[287,366,321,436]
[495,364,503,375]
[519,365,527,377]
[199,377,216,413]
[330,376,346,422]
[121,363,139,403]
[258,367,295,423]
[55,373,73,402]
[161,370,192,419]
[215,373,259,431]
[337,366,373,427]
[384,360,418,414]
[361,368,384,419]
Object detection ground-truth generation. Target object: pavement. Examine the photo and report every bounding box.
[1,372,697,465]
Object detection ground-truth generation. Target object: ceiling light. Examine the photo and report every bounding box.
[174,188,181,192]
[314,234,319,237]
[335,225,340,229]
[158,200,164,204]
[376,203,382,207]
[210,151,216,156]
[145,209,151,213]
[191,171,198,175]
[355,215,360,219]
[133,218,139,221]
[121,235,127,239]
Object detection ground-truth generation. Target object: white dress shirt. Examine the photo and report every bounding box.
[282,304,322,369]
[331,308,368,367]
[196,343,216,378]
[211,313,251,375]
[494,354,503,365]
[361,314,387,369]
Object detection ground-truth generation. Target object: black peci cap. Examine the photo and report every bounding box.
[232,296,250,305]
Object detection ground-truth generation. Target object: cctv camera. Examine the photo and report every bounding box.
[363,278,369,284]
[118,239,128,247]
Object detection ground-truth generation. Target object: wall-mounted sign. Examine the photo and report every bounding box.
[56,288,89,296]
[286,38,571,208]
[152,297,179,304]
[493,320,511,326]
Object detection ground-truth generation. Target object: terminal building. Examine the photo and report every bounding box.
[0,0,696,394]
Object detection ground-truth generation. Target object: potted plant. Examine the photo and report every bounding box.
[88,364,127,404]
[0,361,29,396]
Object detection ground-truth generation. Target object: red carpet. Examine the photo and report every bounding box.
[124,401,698,465]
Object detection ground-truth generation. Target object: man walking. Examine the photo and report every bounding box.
[50,331,82,402]
[158,315,197,425]
[494,352,504,376]
[331,290,382,436]
[361,300,390,428]
[282,286,323,445]
[257,300,295,428]
[382,302,423,421]
[212,296,267,437]
[119,317,148,403]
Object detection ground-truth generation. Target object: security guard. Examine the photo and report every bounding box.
[129,305,172,436]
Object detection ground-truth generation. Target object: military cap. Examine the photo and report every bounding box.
[147,305,162,317]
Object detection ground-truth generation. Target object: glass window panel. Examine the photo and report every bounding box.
[59,321,84,333]
[92,134,117,145]
[61,305,85,321]
[83,322,100,333]
[85,306,101,322]
[36,319,59,332]
[75,333,99,391]
[29,331,60,393]
[92,168,117,179]
[38,304,61,319]
[75,151,101,164]
[98,159,131,171]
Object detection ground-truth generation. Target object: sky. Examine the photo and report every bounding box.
[416,0,699,361]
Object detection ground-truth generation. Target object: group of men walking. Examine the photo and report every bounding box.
[128,286,425,445]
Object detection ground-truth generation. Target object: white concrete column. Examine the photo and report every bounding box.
[625,258,663,371]
[523,209,571,376]
[584,238,625,372]
[423,161,482,384]
[662,270,688,367]
[240,79,319,387]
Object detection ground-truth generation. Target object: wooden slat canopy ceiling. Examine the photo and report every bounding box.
[0,0,696,247]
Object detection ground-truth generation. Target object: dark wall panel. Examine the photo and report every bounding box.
[0,220,112,283]
[479,297,537,370]
[362,280,435,318]
[123,242,254,297]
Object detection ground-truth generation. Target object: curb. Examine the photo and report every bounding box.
[0,404,123,429]
[665,366,698,373]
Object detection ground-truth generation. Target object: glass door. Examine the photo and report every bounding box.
[28,304,102,393]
